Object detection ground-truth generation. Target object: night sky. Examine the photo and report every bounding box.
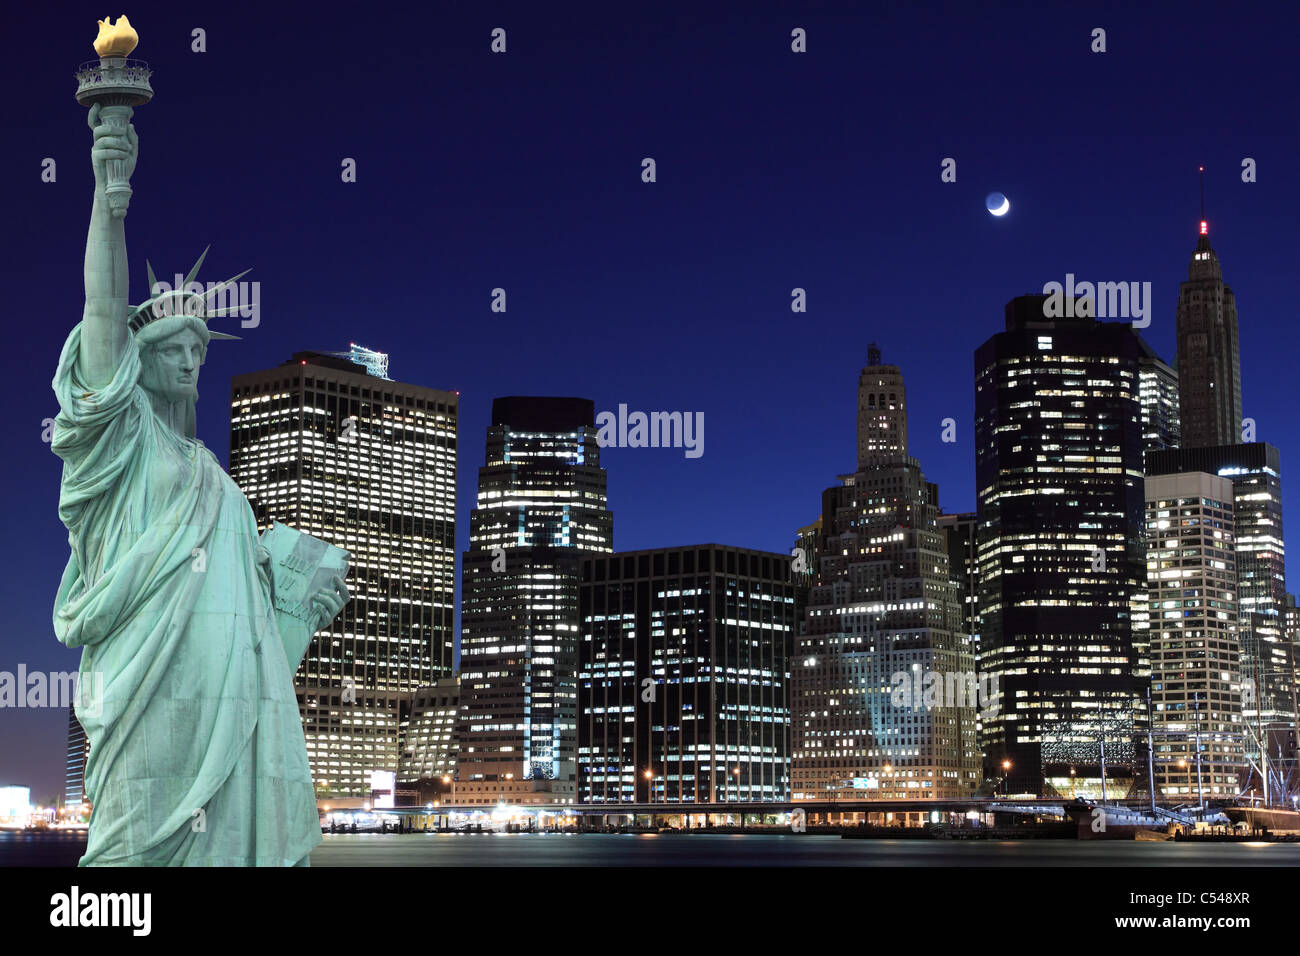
[4,0,1298,799]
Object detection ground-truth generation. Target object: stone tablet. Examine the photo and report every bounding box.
[261,521,351,671]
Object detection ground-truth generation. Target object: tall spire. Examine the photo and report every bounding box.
[1196,165,1211,252]
[1177,163,1240,447]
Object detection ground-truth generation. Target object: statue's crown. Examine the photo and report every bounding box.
[126,246,247,340]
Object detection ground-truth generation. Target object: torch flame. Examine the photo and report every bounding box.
[93,15,139,57]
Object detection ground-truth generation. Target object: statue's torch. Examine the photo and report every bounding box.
[75,16,152,218]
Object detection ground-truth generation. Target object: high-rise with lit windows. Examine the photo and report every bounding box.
[64,710,88,811]
[938,512,980,656]
[454,397,613,806]
[1176,216,1242,448]
[1146,443,1295,779]
[398,677,460,788]
[1144,471,1245,800]
[975,296,1149,797]
[857,342,909,466]
[792,347,979,806]
[578,545,797,804]
[1138,344,1180,453]
[229,349,458,800]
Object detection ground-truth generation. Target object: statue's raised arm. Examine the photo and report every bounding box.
[79,101,136,389]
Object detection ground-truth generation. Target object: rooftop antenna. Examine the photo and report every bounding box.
[1198,166,1208,237]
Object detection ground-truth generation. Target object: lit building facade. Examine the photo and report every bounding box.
[1146,443,1295,774]
[1176,218,1242,448]
[975,296,1149,796]
[455,397,613,806]
[1144,472,1245,799]
[398,677,460,786]
[792,347,980,803]
[938,512,980,657]
[230,350,458,799]
[577,545,797,804]
[1138,344,1181,453]
[64,709,88,810]
[857,342,908,465]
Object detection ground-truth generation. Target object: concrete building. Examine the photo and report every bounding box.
[857,342,908,465]
[1146,443,1295,781]
[1144,471,1245,799]
[398,677,460,790]
[229,348,458,800]
[792,347,980,806]
[1176,217,1242,448]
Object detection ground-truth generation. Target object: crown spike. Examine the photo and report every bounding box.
[183,245,210,288]
[201,268,252,300]
[146,259,158,295]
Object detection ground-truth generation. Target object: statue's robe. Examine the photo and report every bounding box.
[51,324,321,866]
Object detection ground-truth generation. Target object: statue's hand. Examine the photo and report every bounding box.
[309,574,349,631]
[89,103,138,188]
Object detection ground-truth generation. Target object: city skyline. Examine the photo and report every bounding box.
[6,2,1300,805]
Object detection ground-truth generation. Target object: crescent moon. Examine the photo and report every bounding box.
[990,197,1010,217]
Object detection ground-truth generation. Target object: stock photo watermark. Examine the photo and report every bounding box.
[890,665,1000,717]
[595,405,704,459]
[1041,274,1152,327]
[0,666,103,717]
[147,274,260,328]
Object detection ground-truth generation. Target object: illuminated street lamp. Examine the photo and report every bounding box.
[1001,759,1012,797]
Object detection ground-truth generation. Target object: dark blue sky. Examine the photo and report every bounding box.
[5,0,1299,799]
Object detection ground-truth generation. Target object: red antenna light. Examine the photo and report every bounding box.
[1200,220,1208,235]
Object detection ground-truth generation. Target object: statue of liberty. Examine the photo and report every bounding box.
[50,82,348,864]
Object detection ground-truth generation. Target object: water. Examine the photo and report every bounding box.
[307,832,1300,866]
[6,830,1294,867]
[5,832,1294,868]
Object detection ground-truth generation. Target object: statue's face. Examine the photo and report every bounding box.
[140,327,204,403]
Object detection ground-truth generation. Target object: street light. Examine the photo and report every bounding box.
[1001,759,1012,798]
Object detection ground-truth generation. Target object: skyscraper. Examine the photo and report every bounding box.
[975,296,1148,797]
[1146,443,1295,779]
[1144,472,1244,800]
[937,512,979,656]
[1175,216,1243,448]
[64,710,88,811]
[578,545,797,804]
[857,342,908,466]
[230,349,458,800]
[792,348,979,808]
[455,397,613,806]
[398,677,460,789]
[1137,343,1180,453]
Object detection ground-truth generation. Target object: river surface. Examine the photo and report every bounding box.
[4,829,1298,866]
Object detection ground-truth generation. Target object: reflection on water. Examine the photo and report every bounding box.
[4,830,1297,867]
